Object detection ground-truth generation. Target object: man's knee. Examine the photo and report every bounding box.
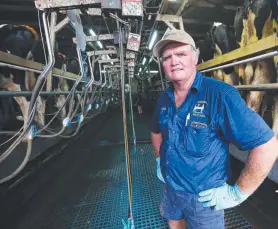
[168,219,186,229]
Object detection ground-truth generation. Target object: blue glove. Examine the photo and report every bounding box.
[198,183,249,211]
[156,157,165,183]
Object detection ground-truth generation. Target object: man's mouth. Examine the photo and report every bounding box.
[171,69,183,72]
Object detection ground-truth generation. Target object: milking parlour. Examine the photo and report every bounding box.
[0,0,278,229]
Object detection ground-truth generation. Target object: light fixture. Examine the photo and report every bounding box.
[101,70,106,73]
[150,70,158,73]
[89,29,103,49]
[148,30,158,50]
[139,68,142,72]
[213,22,222,27]
[142,57,146,65]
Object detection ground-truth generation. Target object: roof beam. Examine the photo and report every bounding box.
[176,0,189,16]
[189,0,238,11]
[0,4,35,12]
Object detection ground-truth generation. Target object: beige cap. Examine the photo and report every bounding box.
[153,29,196,57]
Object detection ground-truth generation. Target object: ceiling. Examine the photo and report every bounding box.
[0,0,244,78]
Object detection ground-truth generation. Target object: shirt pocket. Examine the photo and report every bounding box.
[183,124,212,156]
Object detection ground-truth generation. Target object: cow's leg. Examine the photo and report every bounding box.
[223,72,239,86]
[246,60,274,113]
[0,74,30,129]
[35,97,45,127]
[272,95,278,137]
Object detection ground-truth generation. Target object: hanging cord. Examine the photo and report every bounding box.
[128,76,137,155]
[38,48,87,137]
[113,13,135,229]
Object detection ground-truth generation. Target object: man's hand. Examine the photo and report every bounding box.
[198,183,249,211]
[156,157,165,183]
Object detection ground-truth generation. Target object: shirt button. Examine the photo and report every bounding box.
[175,115,178,118]
[169,146,172,149]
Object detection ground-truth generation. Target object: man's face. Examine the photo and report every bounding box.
[162,43,198,82]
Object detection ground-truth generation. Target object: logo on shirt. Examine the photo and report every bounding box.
[192,101,207,117]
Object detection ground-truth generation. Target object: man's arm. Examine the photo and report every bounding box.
[237,136,278,195]
[151,132,162,158]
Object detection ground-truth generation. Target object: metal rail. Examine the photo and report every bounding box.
[197,34,278,71]
[200,50,278,73]
[0,91,103,97]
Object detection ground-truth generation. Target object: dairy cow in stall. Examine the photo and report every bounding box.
[0,25,71,130]
[0,24,46,129]
[208,24,239,86]
[234,0,278,136]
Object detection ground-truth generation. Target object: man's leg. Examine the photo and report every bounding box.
[160,185,185,228]
[168,219,186,229]
[183,194,225,229]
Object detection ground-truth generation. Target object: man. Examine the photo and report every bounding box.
[149,29,278,229]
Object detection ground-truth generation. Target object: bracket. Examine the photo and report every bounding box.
[156,14,184,31]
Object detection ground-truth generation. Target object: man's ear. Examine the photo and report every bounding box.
[194,54,199,66]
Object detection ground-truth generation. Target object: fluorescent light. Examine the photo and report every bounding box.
[150,70,158,73]
[101,70,106,73]
[89,29,103,49]
[213,22,222,27]
[148,30,158,50]
[89,29,96,36]
[142,57,146,65]
[97,41,103,49]
[139,68,142,72]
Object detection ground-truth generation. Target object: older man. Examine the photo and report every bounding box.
[149,29,278,229]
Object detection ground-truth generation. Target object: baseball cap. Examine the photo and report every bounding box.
[153,29,196,57]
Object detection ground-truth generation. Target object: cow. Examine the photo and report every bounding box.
[0,24,45,129]
[207,23,239,86]
[234,0,278,136]
[0,24,71,131]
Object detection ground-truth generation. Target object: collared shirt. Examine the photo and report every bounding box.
[149,71,274,194]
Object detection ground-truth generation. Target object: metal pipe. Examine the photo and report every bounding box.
[117,17,133,225]
[200,50,278,73]
[153,83,278,91]
[157,57,165,90]
[0,91,101,97]
[0,62,85,82]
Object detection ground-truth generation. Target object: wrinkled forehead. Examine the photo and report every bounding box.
[161,42,193,57]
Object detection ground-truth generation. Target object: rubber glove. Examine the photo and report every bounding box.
[156,157,165,183]
[198,183,249,211]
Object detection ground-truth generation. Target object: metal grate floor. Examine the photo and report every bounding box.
[14,143,253,229]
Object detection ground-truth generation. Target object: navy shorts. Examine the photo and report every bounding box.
[160,184,225,229]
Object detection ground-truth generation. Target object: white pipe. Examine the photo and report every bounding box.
[200,50,278,73]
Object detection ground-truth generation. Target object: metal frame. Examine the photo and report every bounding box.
[197,34,278,71]
[73,34,114,43]
[35,0,101,10]
[156,14,184,31]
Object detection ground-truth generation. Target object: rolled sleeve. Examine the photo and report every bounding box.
[218,88,274,151]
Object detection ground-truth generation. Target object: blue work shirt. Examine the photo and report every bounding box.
[149,71,274,194]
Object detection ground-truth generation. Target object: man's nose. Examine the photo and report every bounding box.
[170,55,178,66]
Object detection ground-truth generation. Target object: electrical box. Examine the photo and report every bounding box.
[113,30,127,45]
[101,0,121,10]
[126,51,135,59]
[126,33,140,52]
[127,59,135,67]
[122,0,143,17]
